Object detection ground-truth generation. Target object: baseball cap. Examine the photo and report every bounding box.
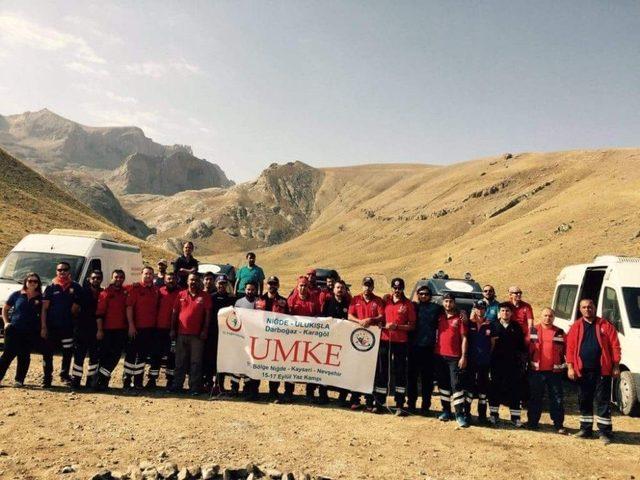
[298,276,309,286]
[216,274,228,283]
[267,276,280,285]
[474,300,486,309]
[362,276,374,286]
[391,277,405,290]
[157,259,168,266]
[442,293,456,300]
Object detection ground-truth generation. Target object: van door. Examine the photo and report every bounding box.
[576,267,607,318]
[552,283,579,324]
[600,286,624,335]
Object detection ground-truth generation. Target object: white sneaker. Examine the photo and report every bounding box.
[512,419,523,428]
[13,381,24,388]
[488,416,498,426]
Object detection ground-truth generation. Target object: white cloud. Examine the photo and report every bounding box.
[73,83,138,104]
[125,59,202,78]
[0,14,106,64]
[65,61,109,76]
[62,15,124,46]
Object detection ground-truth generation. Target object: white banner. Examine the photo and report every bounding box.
[217,307,381,393]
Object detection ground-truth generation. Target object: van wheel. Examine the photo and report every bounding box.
[617,370,640,417]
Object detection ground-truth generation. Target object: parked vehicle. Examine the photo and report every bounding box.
[409,271,483,314]
[313,268,341,289]
[552,255,640,416]
[198,263,237,284]
[0,229,143,303]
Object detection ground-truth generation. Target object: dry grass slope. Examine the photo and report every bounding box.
[0,148,170,263]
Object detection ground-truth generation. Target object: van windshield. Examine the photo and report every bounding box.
[622,288,640,329]
[0,252,85,285]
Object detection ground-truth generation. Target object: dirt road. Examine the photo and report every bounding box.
[0,357,638,480]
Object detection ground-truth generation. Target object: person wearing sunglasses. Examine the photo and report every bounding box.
[41,262,83,388]
[0,273,43,387]
[408,285,443,415]
[508,286,534,335]
[481,285,500,324]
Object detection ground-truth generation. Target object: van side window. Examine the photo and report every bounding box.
[554,284,578,319]
[603,287,623,334]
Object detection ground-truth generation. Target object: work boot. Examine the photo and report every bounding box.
[574,429,593,439]
[70,376,82,390]
[599,433,612,445]
[145,377,157,390]
[455,414,469,428]
[438,411,453,422]
[406,401,417,414]
[60,372,72,385]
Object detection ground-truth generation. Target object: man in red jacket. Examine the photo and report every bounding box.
[527,307,566,433]
[149,272,181,389]
[566,299,621,444]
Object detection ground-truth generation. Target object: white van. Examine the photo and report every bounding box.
[0,229,143,302]
[552,255,640,416]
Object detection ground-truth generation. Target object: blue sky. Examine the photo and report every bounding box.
[1,1,639,182]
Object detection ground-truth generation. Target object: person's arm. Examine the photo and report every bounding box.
[2,303,11,329]
[527,304,534,329]
[397,301,416,331]
[609,323,622,377]
[458,334,468,369]
[95,290,108,341]
[170,309,179,339]
[126,305,137,338]
[41,299,49,339]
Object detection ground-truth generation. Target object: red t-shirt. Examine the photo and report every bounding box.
[157,285,181,330]
[126,282,159,329]
[538,326,556,371]
[435,312,468,357]
[96,285,128,330]
[512,301,534,335]
[382,296,416,343]
[288,294,320,316]
[173,290,212,335]
[348,294,385,321]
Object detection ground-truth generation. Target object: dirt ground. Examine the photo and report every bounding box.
[0,356,638,480]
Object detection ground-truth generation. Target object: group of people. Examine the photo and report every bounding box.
[0,241,623,444]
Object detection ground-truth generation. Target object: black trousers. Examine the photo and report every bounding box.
[407,344,435,410]
[577,369,612,434]
[202,324,219,387]
[149,328,175,383]
[464,362,490,418]
[95,330,128,387]
[489,364,522,420]
[373,341,408,407]
[0,327,38,383]
[436,355,465,415]
[123,328,155,386]
[42,326,74,383]
[528,371,564,428]
[71,329,100,384]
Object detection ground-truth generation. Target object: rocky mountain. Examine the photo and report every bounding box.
[121,161,325,253]
[49,171,154,239]
[108,151,232,195]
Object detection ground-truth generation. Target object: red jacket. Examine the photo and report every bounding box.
[528,324,565,373]
[566,317,621,377]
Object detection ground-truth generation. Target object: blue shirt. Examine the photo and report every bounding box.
[483,299,500,323]
[411,301,443,347]
[579,319,602,369]
[43,282,82,329]
[6,290,42,333]
[468,320,496,366]
[236,265,265,292]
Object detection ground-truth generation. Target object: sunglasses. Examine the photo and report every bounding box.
[418,292,430,296]
[57,268,70,272]
[483,289,494,293]
[511,291,523,295]
[27,279,39,284]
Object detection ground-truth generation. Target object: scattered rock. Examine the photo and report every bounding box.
[177,467,190,480]
[91,470,112,480]
[60,465,76,474]
[555,223,572,234]
[157,451,169,461]
[266,469,283,479]
[186,465,201,478]
[0,450,7,456]
[6,411,16,417]
[201,464,220,479]
[157,462,178,478]
[504,153,513,160]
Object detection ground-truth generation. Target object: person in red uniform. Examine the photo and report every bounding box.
[527,307,566,433]
[566,299,621,444]
[170,273,211,395]
[508,285,534,335]
[378,278,415,416]
[93,270,128,390]
[124,266,159,390]
[287,276,322,403]
[256,276,290,402]
[347,276,385,411]
[435,293,469,427]
[149,271,181,389]
[318,276,336,311]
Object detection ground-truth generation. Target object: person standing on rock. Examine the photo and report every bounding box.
[203,274,236,395]
[124,267,159,391]
[154,259,169,288]
[148,271,181,389]
[481,284,500,323]
[378,278,415,416]
[93,270,129,391]
[70,270,103,389]
[256,276,290,402]
[566,299,621,444]
[41,261,82,387]
[173,242,199,289]
[347,277,385,412]
[0,273,43,387]
[170,273,211,395]
[321,279,352,406]
[407,285,442,415]
[234,252,265,297]
[434,294,469,427]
